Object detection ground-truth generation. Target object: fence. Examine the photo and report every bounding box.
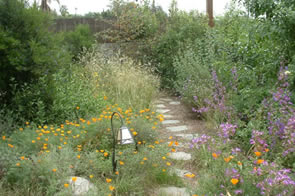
[52,17,113,33]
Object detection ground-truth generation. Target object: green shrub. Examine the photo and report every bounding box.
[62,24,94,58]
[0,0,72,105]
[151,11,207,88]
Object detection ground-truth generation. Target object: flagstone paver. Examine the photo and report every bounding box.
[175,134,197,140]
[162,120,180,125]
[156,109,170,114]
[163,114,174,119]
[159,98,173,102]
[156,104,166,108]
[169,152,192,161]
[172,168,194,178]
[158,187,190,196]
[166,126,188,132]
[169,101,181,105]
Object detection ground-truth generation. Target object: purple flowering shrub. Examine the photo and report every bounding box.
[192,70,235,124]
[191,116,295,195]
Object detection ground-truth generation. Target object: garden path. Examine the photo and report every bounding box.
[152,94,210,196]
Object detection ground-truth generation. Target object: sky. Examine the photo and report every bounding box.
[31,0,233,16]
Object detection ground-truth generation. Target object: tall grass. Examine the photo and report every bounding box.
[79,46,160,111]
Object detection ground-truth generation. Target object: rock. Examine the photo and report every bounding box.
[156,104,166,108]
[166,126,188,132]
[69,176,96,196]
[158,187,190,196]
[175,134,196,140]
[163,114,174,119]
[169,101,181,105]
[172,168,194,178]
[162,120,180,125]
[169,152,191,161]
[160,98,173,102]
[156,109,170,114]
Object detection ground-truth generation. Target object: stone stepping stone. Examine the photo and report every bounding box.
[166,126,188,132]
[172,168,194,178]
[175,134,196,140]
[160,98,173,102]
[154,100,164,104]
[162,120,180,125]
[163,114,174,119]
[169,152,192,161]
[59,176,96,196]
[158,187,190,196]
[156,104,166,108]
[156,109,170,114]
[169,101,181,105]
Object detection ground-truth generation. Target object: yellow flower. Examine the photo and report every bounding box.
[257,159,264,164]
[237,161,242,165]
[231,178,239,185]
[77,155,81,159]
[19,128,23,131]
[185,173,196,178]
[20,156,25,160]
[166,162,171,166]
[64,183,69,188]
[109,185,115,191]
[168,136,173,140]
[115,171,119,175]
[8,144,14,148]
[265,148,270,152]
[143,157,148,161]
[254,151,262,157]
[104,96,108,100]
[162,156,166,160]
[72,177,77,182]
[32,140,36,143]
[25,122,29,125]
[106,178,112,183]
[132,131,138,136]
[119,161,124,165]
[16,162,20,166]
[104,152,109,157]
[212,153,218,158]
[52,169,57,172]
[140,161,144,165]
[224,157,231,163]
[37,137,41,140]
[162,169,166,172]
[76,106,80,110]
[89,175,94,179]
[2,136,6,140]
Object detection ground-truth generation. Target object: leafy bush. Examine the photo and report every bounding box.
[99,1,159,43]
[0,0,72,105]
[62,24,94,58]
[150,11,207,88]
